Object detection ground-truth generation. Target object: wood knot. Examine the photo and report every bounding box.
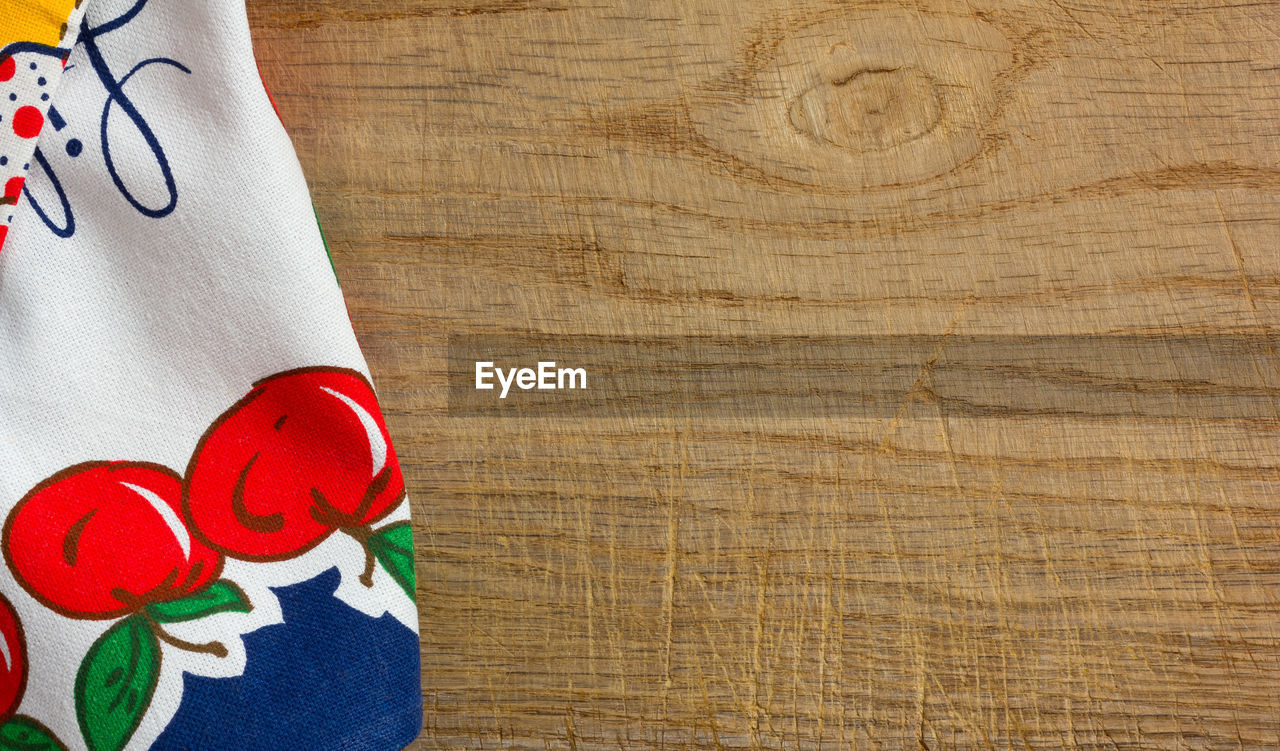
[689,10,1009,188]
[788,66,941,152]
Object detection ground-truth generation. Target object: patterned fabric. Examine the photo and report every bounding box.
[0,0,79,45]
[0,1,424,750]
[0,0,85,251]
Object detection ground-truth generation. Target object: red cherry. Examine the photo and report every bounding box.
[3,463,223,620]
[0,595,25,722]
[185,368,405,561]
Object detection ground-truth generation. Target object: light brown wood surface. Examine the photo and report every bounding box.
[246,1,1280,748]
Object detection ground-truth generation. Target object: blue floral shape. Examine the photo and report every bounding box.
[151,567,422,751]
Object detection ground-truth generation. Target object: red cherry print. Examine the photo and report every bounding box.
[0,57,13,82]
[11,107,43,139]
[0,595,25,723]
[3,177,23,205]
[185,368,405,561]
[3,462,223,620]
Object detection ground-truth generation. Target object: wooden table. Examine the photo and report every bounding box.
[247,2,1280,748]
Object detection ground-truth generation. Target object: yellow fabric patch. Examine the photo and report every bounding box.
[0,0,77,50]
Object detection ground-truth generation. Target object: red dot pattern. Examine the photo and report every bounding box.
[11,106,42,139]
[1,49,78,249]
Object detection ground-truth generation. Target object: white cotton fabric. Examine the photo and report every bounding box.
[0,1,420,749]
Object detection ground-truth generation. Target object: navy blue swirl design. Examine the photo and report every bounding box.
[24,148,73,237]
[23,0,191,235]
[0,41,71,60]
[81,0,190,218]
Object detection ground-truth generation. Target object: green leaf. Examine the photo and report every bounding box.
[145,580,252,624]
[367,521,416,599]
[75,615,160,751]
[0,715,68,751]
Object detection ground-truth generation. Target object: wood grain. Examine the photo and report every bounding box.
[245,1,1280,748]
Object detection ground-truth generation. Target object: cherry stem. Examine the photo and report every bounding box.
[359,546,376,588]
[342,525,377,588]
[147,617,229,658]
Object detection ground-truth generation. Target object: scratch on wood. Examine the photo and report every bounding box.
[250,0,1280,746]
